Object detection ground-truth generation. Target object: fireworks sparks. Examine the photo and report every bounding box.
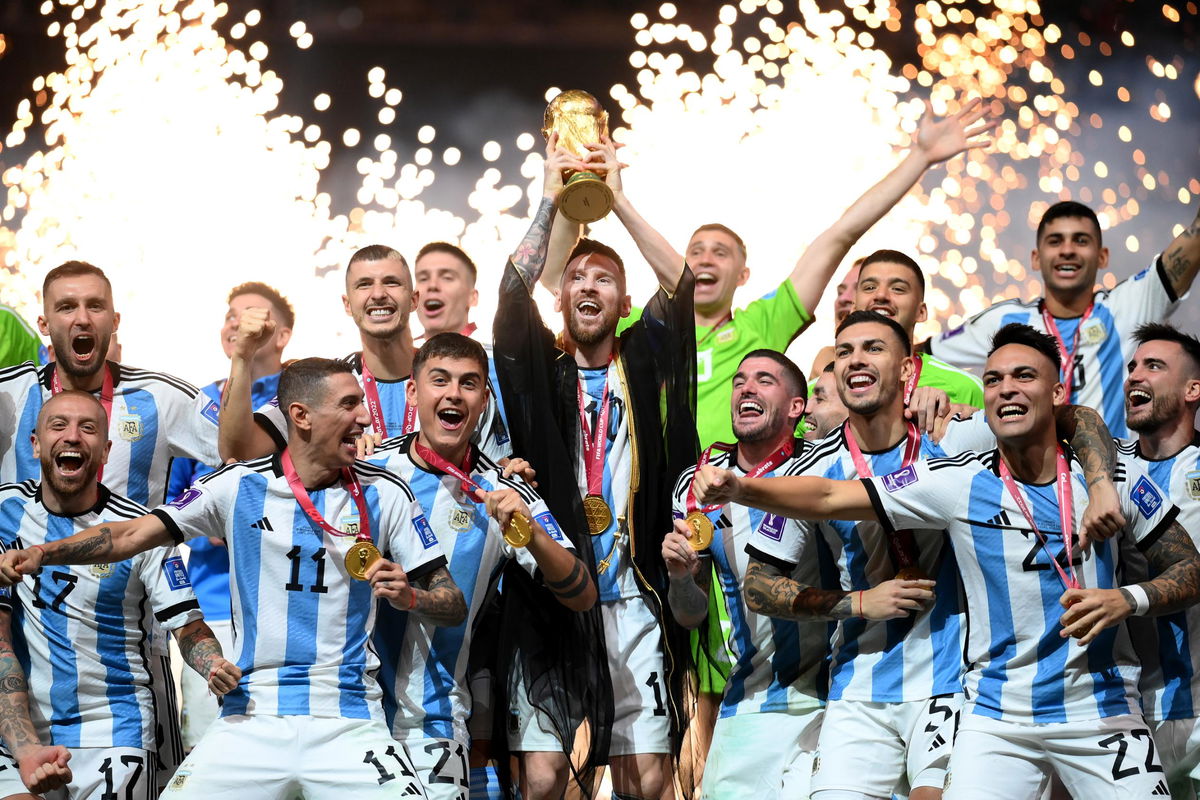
[0,0,1195,380]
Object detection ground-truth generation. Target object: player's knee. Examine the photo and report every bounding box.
[518,751,568,800]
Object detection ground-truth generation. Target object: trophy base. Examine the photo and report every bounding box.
[559,172,614,224]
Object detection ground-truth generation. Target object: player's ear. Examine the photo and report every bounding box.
[1098,245,1109,271]
[100,439,112,466]
[738,264,750,287]
[112,311,121,333]
[275,326,293,351]
[620,294,632,318]
[409,289,418,312]
[289,402,313,432]
[469,288,479,309]
[342,294,352,318]
[1184,377,1200,405]
[1051,379,1066,406]
[37,314,49,337]
[30,433,41,460]
[916,301,927,324]
[899,355,915,386]
[405,375,417,406]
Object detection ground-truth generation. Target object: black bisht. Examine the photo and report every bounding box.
[485,259,699,792]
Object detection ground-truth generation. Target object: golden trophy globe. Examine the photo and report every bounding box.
[542,89,614,224]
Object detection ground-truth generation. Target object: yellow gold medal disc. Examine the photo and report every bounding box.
[894,566,929,581]
[504,513,533,549]
[345,541,382,580]
[582,495,613,535]
[685,511,714,551]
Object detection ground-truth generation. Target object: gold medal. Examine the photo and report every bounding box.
[894,566,929,581]
[684,511,714,551]
[582,494,613,535]
[504,513,533,549]
[345,540,382,581]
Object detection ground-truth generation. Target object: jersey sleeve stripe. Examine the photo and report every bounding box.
[745,543,796,572]
[404,554,448,586]
[496,475,540,504]
[154,599,201,622]
[860,478,896,535]
[353,461,417,501]
[1154,254,1178,303]
[252,413,289,450]
[0,361,38,383]
[1135,504,1181,553]
[117,366,202,398]
[150,509,186,545]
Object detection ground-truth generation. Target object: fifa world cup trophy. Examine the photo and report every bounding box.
[541,89,614,224]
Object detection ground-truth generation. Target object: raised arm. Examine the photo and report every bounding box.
[691,465,877,522]
[537,212,582,294]
[788,95,997,312]
[0,610,72,794]
[1162,200,1200,297]
[1054,404,1129,546]
[744,558,934,621]
[0,515,173,586]
[218,306,279,461]
[510,134,586,289]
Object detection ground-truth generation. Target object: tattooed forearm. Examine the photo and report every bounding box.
[176,621,224,677]
[0,628,42,754]
[44,527,115,565]
[414,567,467,626]
[510,197,556,286]
[1056,406,1117,485]
[1162,208,1200,296]
[667,571,710,629]
[1141,520,1200,616]
[545,558,589,601]
[743,559,853,621]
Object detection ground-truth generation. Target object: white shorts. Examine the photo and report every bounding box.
[148,650,184,790]
[403,737,469,800]
[701,706,823,800]
[811,694,961,798]
[1151,716,1200,799]
[508,596,670,757]
[944,711,1170,799]
[180,619,233,751]
[163,715,426,799]
[0,746,28,799]
[44,746,155,800]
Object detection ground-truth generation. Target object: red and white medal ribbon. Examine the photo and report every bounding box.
[360,361,417,439]
[685,440,793,514]
[281,448,372,543]
[1040,302,1093,400]
[846,421,923,575]
[999,445,1079,590]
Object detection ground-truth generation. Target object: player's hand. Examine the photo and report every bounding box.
[691,465,740,507]
[0,547,42,587]
[206,658,242,696]
[913,94,998,166]
[1079,479,1126,552]
[929,403,978,444]
[662,519,702,580]
[16,744,71,794]
[904,386,951,434]
[859,579,936,620]
[232,306,275,359]
[473,488,533,532]
[366,559,415,610]
[543,133,588,200]
[582,135,627,197]
[356,431,382,459]
[1059,587,1132,644]
[500,456,538,487]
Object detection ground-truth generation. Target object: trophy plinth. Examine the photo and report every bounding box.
[543,89,615,225]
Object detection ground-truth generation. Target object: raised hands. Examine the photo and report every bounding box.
[542,132,589,200]
[232,306,275,360]
[913,95,999,167]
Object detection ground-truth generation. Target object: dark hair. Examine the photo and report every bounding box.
[228,281,295,330]
[413,332,489,378]
[416,242,477,283]
[277,358,355,417]
[568,238,625,275]
[988,323,1062,374]
[1036,201,1102,245]
[42,261,112,297]
[346,245,410,284]
[837,309,912,354]
[859,249,926,294]
[37,389,108,430]
[738,348,807,401]
[1133,322,1200,375]
[690,223,747,260]
[822,361,835,374]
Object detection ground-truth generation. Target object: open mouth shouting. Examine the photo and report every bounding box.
[71,332,99,364]
[1051,261,1082,278]
[435,406,467,431]
[694,271,720,289]
[422,298,445,317]
[575,298,603,320]
[1126,387,1153,410]
[845,371,878,396]
[365,303,398,324]
[52,447,88,479]
[996,402,1029,421]
[736,398,765,421]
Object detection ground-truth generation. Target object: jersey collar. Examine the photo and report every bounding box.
[35,481,111,518]
[1135,430,1200,462]
[40,360,121,392]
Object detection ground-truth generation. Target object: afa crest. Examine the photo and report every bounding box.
[90,563,114,578]
[339,516,361,536]
[119,414,143,442]
[1187,470,1200,501]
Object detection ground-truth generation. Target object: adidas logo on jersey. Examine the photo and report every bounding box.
[928,733,946,752]
[1152,780,1170,795]
[250,517,274,531]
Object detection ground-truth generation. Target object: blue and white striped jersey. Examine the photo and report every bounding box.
[864,450,1178,723]
[150,453,447,721]
[1119,434,1200,722]
[0,481,202,750]
[672,441,829,718]
[576,362,638,602]
[0,361,222,506]
[751,422,984,703]
[369,433,571,744]
[930,256,1179,438]
[251,351,512,462]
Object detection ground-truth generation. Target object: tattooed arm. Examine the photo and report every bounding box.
[663,522,710,628]
[174,619,242,696]
[1061,518,1200,644]
[0,609,72,793]
[0,516,174,586]
[1055,404,1127,547]
[1161,202,1200,297]
[743,558,936,622]
[413,567,468,626]
[510,135,587,288]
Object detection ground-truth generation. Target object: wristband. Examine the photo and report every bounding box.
[857,590,864,618]
[1123,584,1150,616]
[407,589,418,611]
[30,544,46,562]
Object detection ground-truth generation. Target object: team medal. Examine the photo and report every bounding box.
[282,449,378,581]
[414,441,534,549]
[684,512,714,551]
[845,421,929,580]
[684,441,794,552]
[578,369,615,536]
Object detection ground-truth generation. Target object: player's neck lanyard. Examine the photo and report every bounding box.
[696,311,734,348]
[578,364,613,500]
[460,322,477,338]
[903,353,924,406]
[413,440,480,496]
[685,439,792,514]
[281,448,372,543]
[846,420,923,575]
[52,364,113,482]
[1040,301,1093,399]
[998,446,1079,590]
[360,360,416,439]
